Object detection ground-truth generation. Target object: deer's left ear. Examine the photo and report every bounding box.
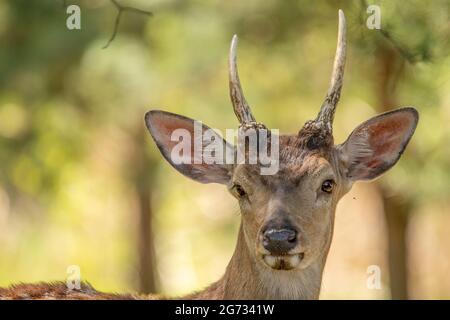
[337,107,418,181]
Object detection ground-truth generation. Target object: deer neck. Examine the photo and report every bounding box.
[219,224,327,300]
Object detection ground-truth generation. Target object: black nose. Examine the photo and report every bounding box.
[263,228,297,255]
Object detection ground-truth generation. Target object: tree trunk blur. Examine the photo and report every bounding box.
[376,47,410,299]
[132,125,158,294]
[382,190,410,299]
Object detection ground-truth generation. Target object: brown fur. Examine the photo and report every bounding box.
[0,282,142,300]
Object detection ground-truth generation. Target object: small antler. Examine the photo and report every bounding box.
[315,9,346,131]
[229,35,257,124]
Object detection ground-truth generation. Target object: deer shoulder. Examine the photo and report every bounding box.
[0,282,161,300]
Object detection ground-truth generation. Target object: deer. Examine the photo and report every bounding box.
[0,10,418,300]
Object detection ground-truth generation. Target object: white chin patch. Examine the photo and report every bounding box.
[263,254,302,270]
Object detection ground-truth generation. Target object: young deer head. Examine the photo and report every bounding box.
[145,10,418,299]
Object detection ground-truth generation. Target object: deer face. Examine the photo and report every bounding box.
[230,152,341,271]
[145,10,418,273]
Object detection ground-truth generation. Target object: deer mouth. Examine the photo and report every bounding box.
[262,253,305,270]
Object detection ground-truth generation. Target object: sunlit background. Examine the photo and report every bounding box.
[0,0,449,299]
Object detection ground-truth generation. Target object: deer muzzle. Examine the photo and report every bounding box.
[260,227,305,270]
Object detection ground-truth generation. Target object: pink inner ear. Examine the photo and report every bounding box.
[343,108,418,181]
[146,110,233,184]
[157,116,194,138]
[367,112,412,157]
[149,111,228,168]
[151,113,197,158]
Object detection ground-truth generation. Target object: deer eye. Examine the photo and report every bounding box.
[232,184,247,198]
[321,179,334,194]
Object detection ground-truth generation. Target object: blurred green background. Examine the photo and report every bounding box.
[0,0,449,299]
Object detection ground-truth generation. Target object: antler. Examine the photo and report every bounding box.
[229,35,257,125]
[315,9,346,131]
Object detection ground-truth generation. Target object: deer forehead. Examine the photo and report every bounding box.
[233,135,336,190]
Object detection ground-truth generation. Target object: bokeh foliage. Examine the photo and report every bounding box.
[0,0,449,297]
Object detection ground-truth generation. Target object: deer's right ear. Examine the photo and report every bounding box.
[145,110,234,184]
